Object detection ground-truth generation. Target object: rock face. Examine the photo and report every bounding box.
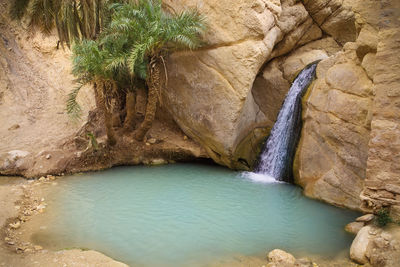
[293,0,400,215]
[161,0,400,218]
[350,225,400,266]
[294,44,374,210]
[163,0,337,169]
[360,0,400,220]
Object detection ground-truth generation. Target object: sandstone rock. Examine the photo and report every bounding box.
[356,25,378,60]
[1,150,30,170]
[150,159,167,166]
[148,138,157,144]
[345,221,365,235]
[9,221,21,229]
[356,214,375,223]
[361,53,376,79]
[267,249,296,266]
[294,50,373,209]
[302,0,356,45]
[360,0,400,219]
[162,0,327,169]
[350,226,372,264]
[34,245,43,251]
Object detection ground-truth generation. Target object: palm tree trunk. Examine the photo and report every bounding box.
[95,82,117,146]
[124,90,136,132]
[133,61,160,141]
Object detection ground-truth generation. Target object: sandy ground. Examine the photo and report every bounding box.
[0,176,128,267]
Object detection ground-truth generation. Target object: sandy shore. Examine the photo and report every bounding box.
[0,176,128,267]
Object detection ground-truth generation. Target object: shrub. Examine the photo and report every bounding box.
[376,208,392,227]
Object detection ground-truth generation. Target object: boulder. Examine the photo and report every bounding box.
[350,226,372,264]
[356,214,375,223]
[345,221,365,235]
[267,249,296,267]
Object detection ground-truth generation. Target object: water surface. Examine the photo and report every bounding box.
[34,164,359,267]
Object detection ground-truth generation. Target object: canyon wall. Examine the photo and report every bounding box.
[162,0,400,217]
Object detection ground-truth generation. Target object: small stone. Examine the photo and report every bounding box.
[16,247,25,253]
[183,135,188,140]
[148,138,157,144]
[34,245,43,251]
[356,214,375,223]
[24,248,33,253]
[151,159,167,165]
[8,124,20,131]
[23,210,32,216]
[38,177,46,182]
[145,142,151,146]
[36,204,46,211]
[45,154,51,159]
[345,221,365,235]
[9,221,21,229]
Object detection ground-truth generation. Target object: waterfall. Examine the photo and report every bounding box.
[253,63,318,183]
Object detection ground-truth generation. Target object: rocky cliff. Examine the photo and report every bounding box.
[162,0,400,218]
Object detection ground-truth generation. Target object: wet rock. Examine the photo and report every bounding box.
[345,221,365,235]
[150,159,168,166]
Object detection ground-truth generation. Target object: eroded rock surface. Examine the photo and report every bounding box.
[350,225,400,266]
[163,0,330,169]
[294,44,373,210]
[360,0,400,220]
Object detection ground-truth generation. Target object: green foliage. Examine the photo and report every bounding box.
[376,208,393,227]
[87,132,99,150]
[66,84,83,119]
[9,0,30,20]
[106,0,206,75]
[9,0,122,47]
[67,0,205,119]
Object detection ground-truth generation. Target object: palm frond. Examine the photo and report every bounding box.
[9,0,31,20]
[66,84,83,119]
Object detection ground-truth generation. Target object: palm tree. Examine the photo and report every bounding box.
[71,39,118,145]
[9,0,119,47]
[107,0,206,140]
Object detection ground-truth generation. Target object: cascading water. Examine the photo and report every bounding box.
[254,63,318,183]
